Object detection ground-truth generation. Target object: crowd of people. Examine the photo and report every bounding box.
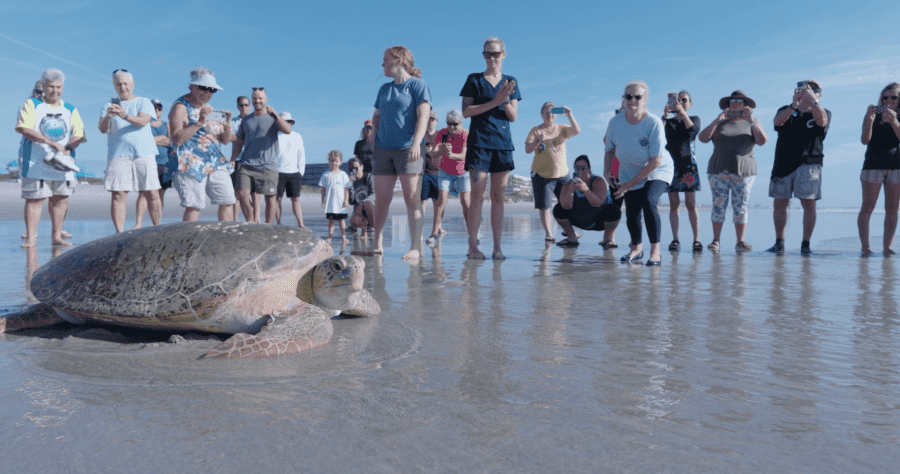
[13,41,900,264]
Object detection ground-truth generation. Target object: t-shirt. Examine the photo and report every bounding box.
[663,115,701,174]
[568,175,613,229]
[863,118,900,170]
[16,97,85,181]
[604,113,673,188]
[373,77,432,150]
[236,112,281,170]
[459,73,522,150]
[431,128,469,176]
[354,139,374,174]
[705,120,758,177]
[101,97,157,160]
[528,124,571,179]
[772,106,831,178]
[231,116,244,161]
[318,170,351,215]
[277,131,305,175]
[151,120,177,184]
[350,173,374,208]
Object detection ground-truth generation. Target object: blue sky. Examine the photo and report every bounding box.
[2,0,897,208]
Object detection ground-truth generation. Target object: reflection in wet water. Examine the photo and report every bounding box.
[1,213,899,471]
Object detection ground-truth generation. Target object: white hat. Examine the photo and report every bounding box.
[189,70,223,91]
[280,112,295,124]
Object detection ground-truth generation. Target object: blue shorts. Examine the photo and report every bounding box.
[438,169,470,197]
[421,173,439,201]
[465,146,514,174]
[531,172,570,210]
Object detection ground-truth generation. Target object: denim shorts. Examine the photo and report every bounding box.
[438,169,471,197]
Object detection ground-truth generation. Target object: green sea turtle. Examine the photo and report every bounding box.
[0,222,380,359]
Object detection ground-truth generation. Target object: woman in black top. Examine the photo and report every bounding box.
[858,82,900,256]
[663,90,701,253]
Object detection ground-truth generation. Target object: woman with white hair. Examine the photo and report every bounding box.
[168,67,236,222]
[524,102,580,243]
[427,109,470,241]
[15,68,85,247]
[604,80,674,266]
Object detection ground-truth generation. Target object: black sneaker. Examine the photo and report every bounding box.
[801,246,812,256]
[766,241,785,254]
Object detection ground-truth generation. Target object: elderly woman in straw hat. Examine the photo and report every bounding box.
[698,90,768,252]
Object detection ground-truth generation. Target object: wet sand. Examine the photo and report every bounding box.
[1,181,898,472]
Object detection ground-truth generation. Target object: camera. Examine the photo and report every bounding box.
[725,109,745,119]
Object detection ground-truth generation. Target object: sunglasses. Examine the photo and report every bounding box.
[198,85,217,93]
[482,51,503,59]
[364,126,373,130]
[883,95,899,101]
[112,68,128,74]
[33,89,43,95]
[678,98,689,103]
[238,103,251,107]
[730,98,744,103]
[154,105,163,110]
[252,87,265,91]
[447,122,460,126]
[623,94,643,101]
[574,166,588,171]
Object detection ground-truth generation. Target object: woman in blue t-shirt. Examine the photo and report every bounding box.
[370,46,432,260]
[459,37,522,260]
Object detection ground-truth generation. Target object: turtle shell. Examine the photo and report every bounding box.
[30,222,332,333]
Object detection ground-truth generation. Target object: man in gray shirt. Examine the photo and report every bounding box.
[232,88,291,223]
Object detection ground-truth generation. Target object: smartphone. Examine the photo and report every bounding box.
[441,134,449,143]
[207,111,226,123]
[550,107,565,114]
[797,80,809,90]
[110,97,121,105]
[725,109,745,119]
[667,93,677,109]
[572,172,580,182]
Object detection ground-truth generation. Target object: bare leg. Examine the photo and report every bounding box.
[800,198,816,242]
[539,207,554,240]
[467,171,487,259]
[398,173,424,260]
[372,175,396,255]
[734,222,747,244]
[684,191,700,243]
[111,191,128,233]
[773,198,790,240]
[603,220,619,246]
[858,180,881,255]
[253,193,262,223]
[134,192,147,229]
[237,189,254,222]
[48,195,71,246]
[668,191,680,242]
[22,198,44,248]
[264,194,277,224]
[489,171,510,259]
[555,217,579,244]
[158,188,167,210]
[327,219,335,239]
[218,204,233,222]
[459,191,471,232]
[711,221,723,243]
[432,190,449,237]
[883,181,900,254]
[275,195,283,225]
[142,190,162,226]
[290,197,307,229]
[339,218,348,244]
[183,207,200,222]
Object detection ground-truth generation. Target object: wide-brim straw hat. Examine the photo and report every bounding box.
[719,90,756,109]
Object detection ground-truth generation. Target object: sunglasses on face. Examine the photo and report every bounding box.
[33,89,43,95]
[252,87,265,91]
[364,126,372,130]
[883,95,899,101]
[730,98,744,103]
[198,86,217,93]
[679,98,689,103]
[482,51,503,59]
[447,122,460,126]
[574,166,588,171]
[624,94,643,101]
[238,103,250,107]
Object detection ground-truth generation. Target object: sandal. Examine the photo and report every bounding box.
[735,241,753,252]
[692,241,703,253]
[600,241,618,249]
[707,241,720,252]
[545,235,556,243]
[556,239,579,248]
[668,240,680,251]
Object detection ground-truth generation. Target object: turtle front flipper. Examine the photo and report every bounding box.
[203,299,333,359]
[0,303,66,332]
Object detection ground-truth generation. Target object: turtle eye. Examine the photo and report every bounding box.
[331,261,342,272]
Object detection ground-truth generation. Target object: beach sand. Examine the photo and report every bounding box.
[1,180,897,472]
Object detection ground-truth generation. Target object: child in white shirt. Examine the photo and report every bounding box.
[318,149,351,243]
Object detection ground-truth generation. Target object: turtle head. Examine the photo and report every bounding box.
[310,255,366,311]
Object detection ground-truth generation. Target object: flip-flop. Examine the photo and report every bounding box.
[545,235,556,243]
[600,241,618,249]
[556,239,579,248]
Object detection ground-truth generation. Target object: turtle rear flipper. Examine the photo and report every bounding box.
[0,303,66,332]
[203,299,333,359]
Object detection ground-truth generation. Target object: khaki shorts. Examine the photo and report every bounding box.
[236,164,278,195]
[768,164,821,200]
[21,177,75,199]
[105,155,161,192]
[173,169,236,209]
[373,145,425,176]
[860,169,900,184]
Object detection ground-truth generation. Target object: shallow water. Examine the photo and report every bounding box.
[1,209,899,472]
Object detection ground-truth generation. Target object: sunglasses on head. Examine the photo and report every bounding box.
[624,94,643,101]
[252,87,265,91]
[198,85,217,93]
[112,68,128,74]
[482,51,503,59]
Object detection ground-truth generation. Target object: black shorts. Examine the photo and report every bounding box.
[552,203,620,231]
[465,146,515,174]
[326,213,348,221]
[421,173,439,201]
[157,165,173,191]
[277,172,303,198]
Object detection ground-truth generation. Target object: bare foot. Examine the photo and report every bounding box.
[885,248,897,256]
[299,225,309,231]
[467,247,485,259]
[402,249,420,260]
[342,237,350,244]
[52,239,73,246]
[21,240,36,249]
[132,223,142,230]
[360,233,367,243]
[61,231,72,238]
[492,249,506,260]
[861,247,874,257]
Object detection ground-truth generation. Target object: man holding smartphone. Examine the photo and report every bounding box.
[767,79,831,255]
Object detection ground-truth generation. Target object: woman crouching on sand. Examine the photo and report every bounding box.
[858,82,900,256]
[698,90,767,253]
[525,102,580,242]
[604,80,673,266]
[369,46,432,260]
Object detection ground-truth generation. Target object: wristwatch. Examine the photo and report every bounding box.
[65,145,74,151]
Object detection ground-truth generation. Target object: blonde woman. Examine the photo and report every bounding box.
[858,82,900,255]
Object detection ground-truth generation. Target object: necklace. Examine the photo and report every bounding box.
[484,71,501,78]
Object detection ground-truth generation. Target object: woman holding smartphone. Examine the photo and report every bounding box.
[698,90,767,252]
[525,102,580,243]
[662,91,702,253]
[858,82,900,256]
[460,36,521,260]
[604,80,673,266]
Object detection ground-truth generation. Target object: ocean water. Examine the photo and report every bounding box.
[1,208,898,472]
